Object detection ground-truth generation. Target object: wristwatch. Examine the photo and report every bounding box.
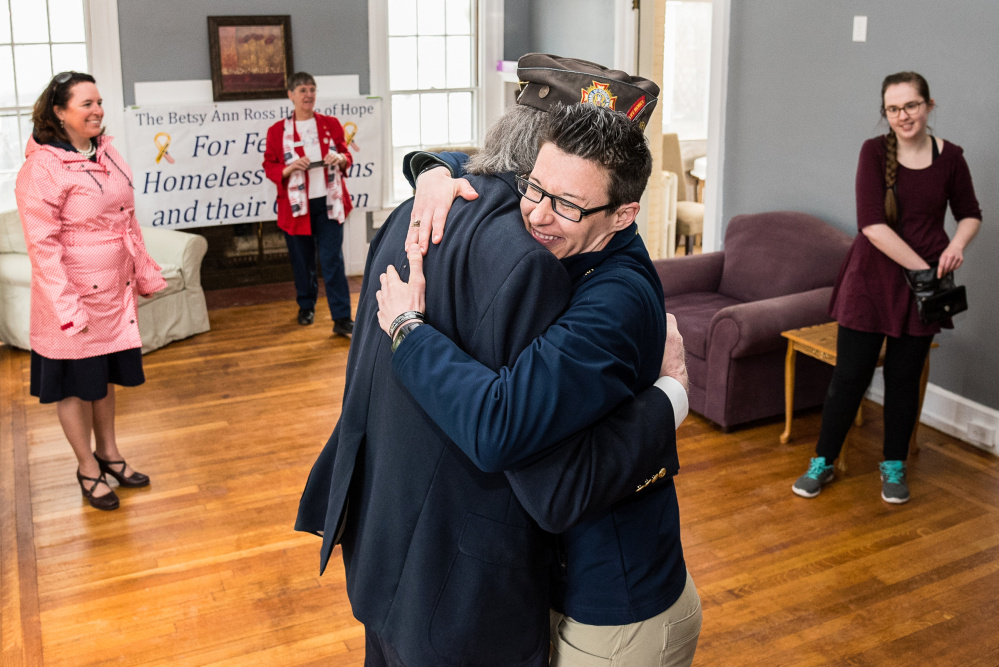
[391,321,424,353]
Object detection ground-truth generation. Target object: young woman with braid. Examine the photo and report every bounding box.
[792,72,982,504]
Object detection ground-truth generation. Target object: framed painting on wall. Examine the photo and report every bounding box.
[207,15,294,101]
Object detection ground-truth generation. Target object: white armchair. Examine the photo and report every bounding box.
[0,209,210,354]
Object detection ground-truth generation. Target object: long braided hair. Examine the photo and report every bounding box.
[880,71,931,226]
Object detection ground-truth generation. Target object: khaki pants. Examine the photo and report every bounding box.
[550,570,701,667]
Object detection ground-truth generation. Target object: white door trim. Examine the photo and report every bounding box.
[702,0,730,252]
[614,0,638,74]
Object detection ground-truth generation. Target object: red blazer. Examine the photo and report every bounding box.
[263,113,354,235]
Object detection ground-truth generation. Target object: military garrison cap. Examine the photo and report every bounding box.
[516,53,660,130]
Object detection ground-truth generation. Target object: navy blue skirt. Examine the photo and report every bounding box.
[30,348,145,404]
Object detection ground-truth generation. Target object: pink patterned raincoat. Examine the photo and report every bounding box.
[15,135,166,359]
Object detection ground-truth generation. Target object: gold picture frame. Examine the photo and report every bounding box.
[207,15,294,101]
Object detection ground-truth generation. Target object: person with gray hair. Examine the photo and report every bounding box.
[297,56,693,666]
[378,96,700,664]
[263,71,355,336]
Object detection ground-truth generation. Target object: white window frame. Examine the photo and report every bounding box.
[369,0,503,208]
[87,0,126,156]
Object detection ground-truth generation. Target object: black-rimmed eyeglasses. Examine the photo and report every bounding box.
[516,175,617,223]
[883,100,925,118]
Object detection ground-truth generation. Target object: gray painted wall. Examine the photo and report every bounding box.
[504,0,533,61]
[722,1,999,408]
[117,1,370,106]
[523,0,615,65]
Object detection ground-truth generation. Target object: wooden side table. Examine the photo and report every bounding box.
[778,322,935,472]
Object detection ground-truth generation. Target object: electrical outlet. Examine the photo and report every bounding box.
[966,421,996,448]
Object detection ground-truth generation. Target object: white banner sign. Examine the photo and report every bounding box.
[124,98,382,229]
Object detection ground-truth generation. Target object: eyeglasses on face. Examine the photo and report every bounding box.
[516,175,617,223]
[883,100,925,117]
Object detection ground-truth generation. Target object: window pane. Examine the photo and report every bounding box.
[0,3,11,45]
[392,145,418,202]
[448,92,472,144]
[417,0,446,35]
[0,112,22,171]
[446,0,472,35]
[445,36,470,88]
[419,93,448,146]
[14,44,51,106]
[51,43,87,75]
[391,94,421,146]
[417,36,445,89]
[389,37,417,91]
[18,111,30,153]
[49,0,86,42]
[387,0,417,36]
[11,0,49,43]
[0,47,16,107]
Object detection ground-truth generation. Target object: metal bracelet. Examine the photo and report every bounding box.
[388,311,425,339]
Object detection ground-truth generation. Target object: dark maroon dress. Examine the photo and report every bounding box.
[829,137,982,337]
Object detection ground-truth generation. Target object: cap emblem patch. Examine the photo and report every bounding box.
[539,85,550,99]
[626,96,647,120]
[581,81,617,110]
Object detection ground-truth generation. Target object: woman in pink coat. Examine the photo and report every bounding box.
[15,72,167,511]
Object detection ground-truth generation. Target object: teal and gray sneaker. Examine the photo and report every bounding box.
[880,460,910,504]
[792,457,835,498]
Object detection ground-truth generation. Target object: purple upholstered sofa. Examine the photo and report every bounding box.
[653,211,853,430]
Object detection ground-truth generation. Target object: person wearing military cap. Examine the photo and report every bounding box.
[516,52,660,128]
[380,58,701,664]
[296,55,697,666]
[405,52,664,247]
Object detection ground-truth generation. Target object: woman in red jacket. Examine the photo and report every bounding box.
[792,72,982,504]
[263,72,355,336]
[16,72,167,511]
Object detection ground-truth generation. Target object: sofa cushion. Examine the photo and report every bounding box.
[666,291,742,359]
[0,253,31,288]
[718,211,851,303]
[0,210,27,254]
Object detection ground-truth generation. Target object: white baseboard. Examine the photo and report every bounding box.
[867,368,998,456]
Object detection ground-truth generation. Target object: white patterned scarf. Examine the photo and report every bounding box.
[282,115,346,223]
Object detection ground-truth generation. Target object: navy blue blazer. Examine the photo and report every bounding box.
[296,173,680,666]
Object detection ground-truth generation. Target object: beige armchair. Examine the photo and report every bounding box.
[662,133,704,255]
[0,209,210,354]
[658,170,679,259]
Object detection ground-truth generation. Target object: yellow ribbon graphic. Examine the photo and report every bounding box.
[343,122,360,151]
[154,132,175,164]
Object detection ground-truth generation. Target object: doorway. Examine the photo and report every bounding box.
[628,0,728,257]
[661,0,713,256]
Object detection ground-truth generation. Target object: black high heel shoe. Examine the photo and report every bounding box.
[94,454,150,488]
[77,470,120,511]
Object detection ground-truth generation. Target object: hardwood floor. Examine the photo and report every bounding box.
[2,295,998,665]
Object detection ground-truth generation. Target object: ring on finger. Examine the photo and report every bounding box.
[410,219,421,228]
